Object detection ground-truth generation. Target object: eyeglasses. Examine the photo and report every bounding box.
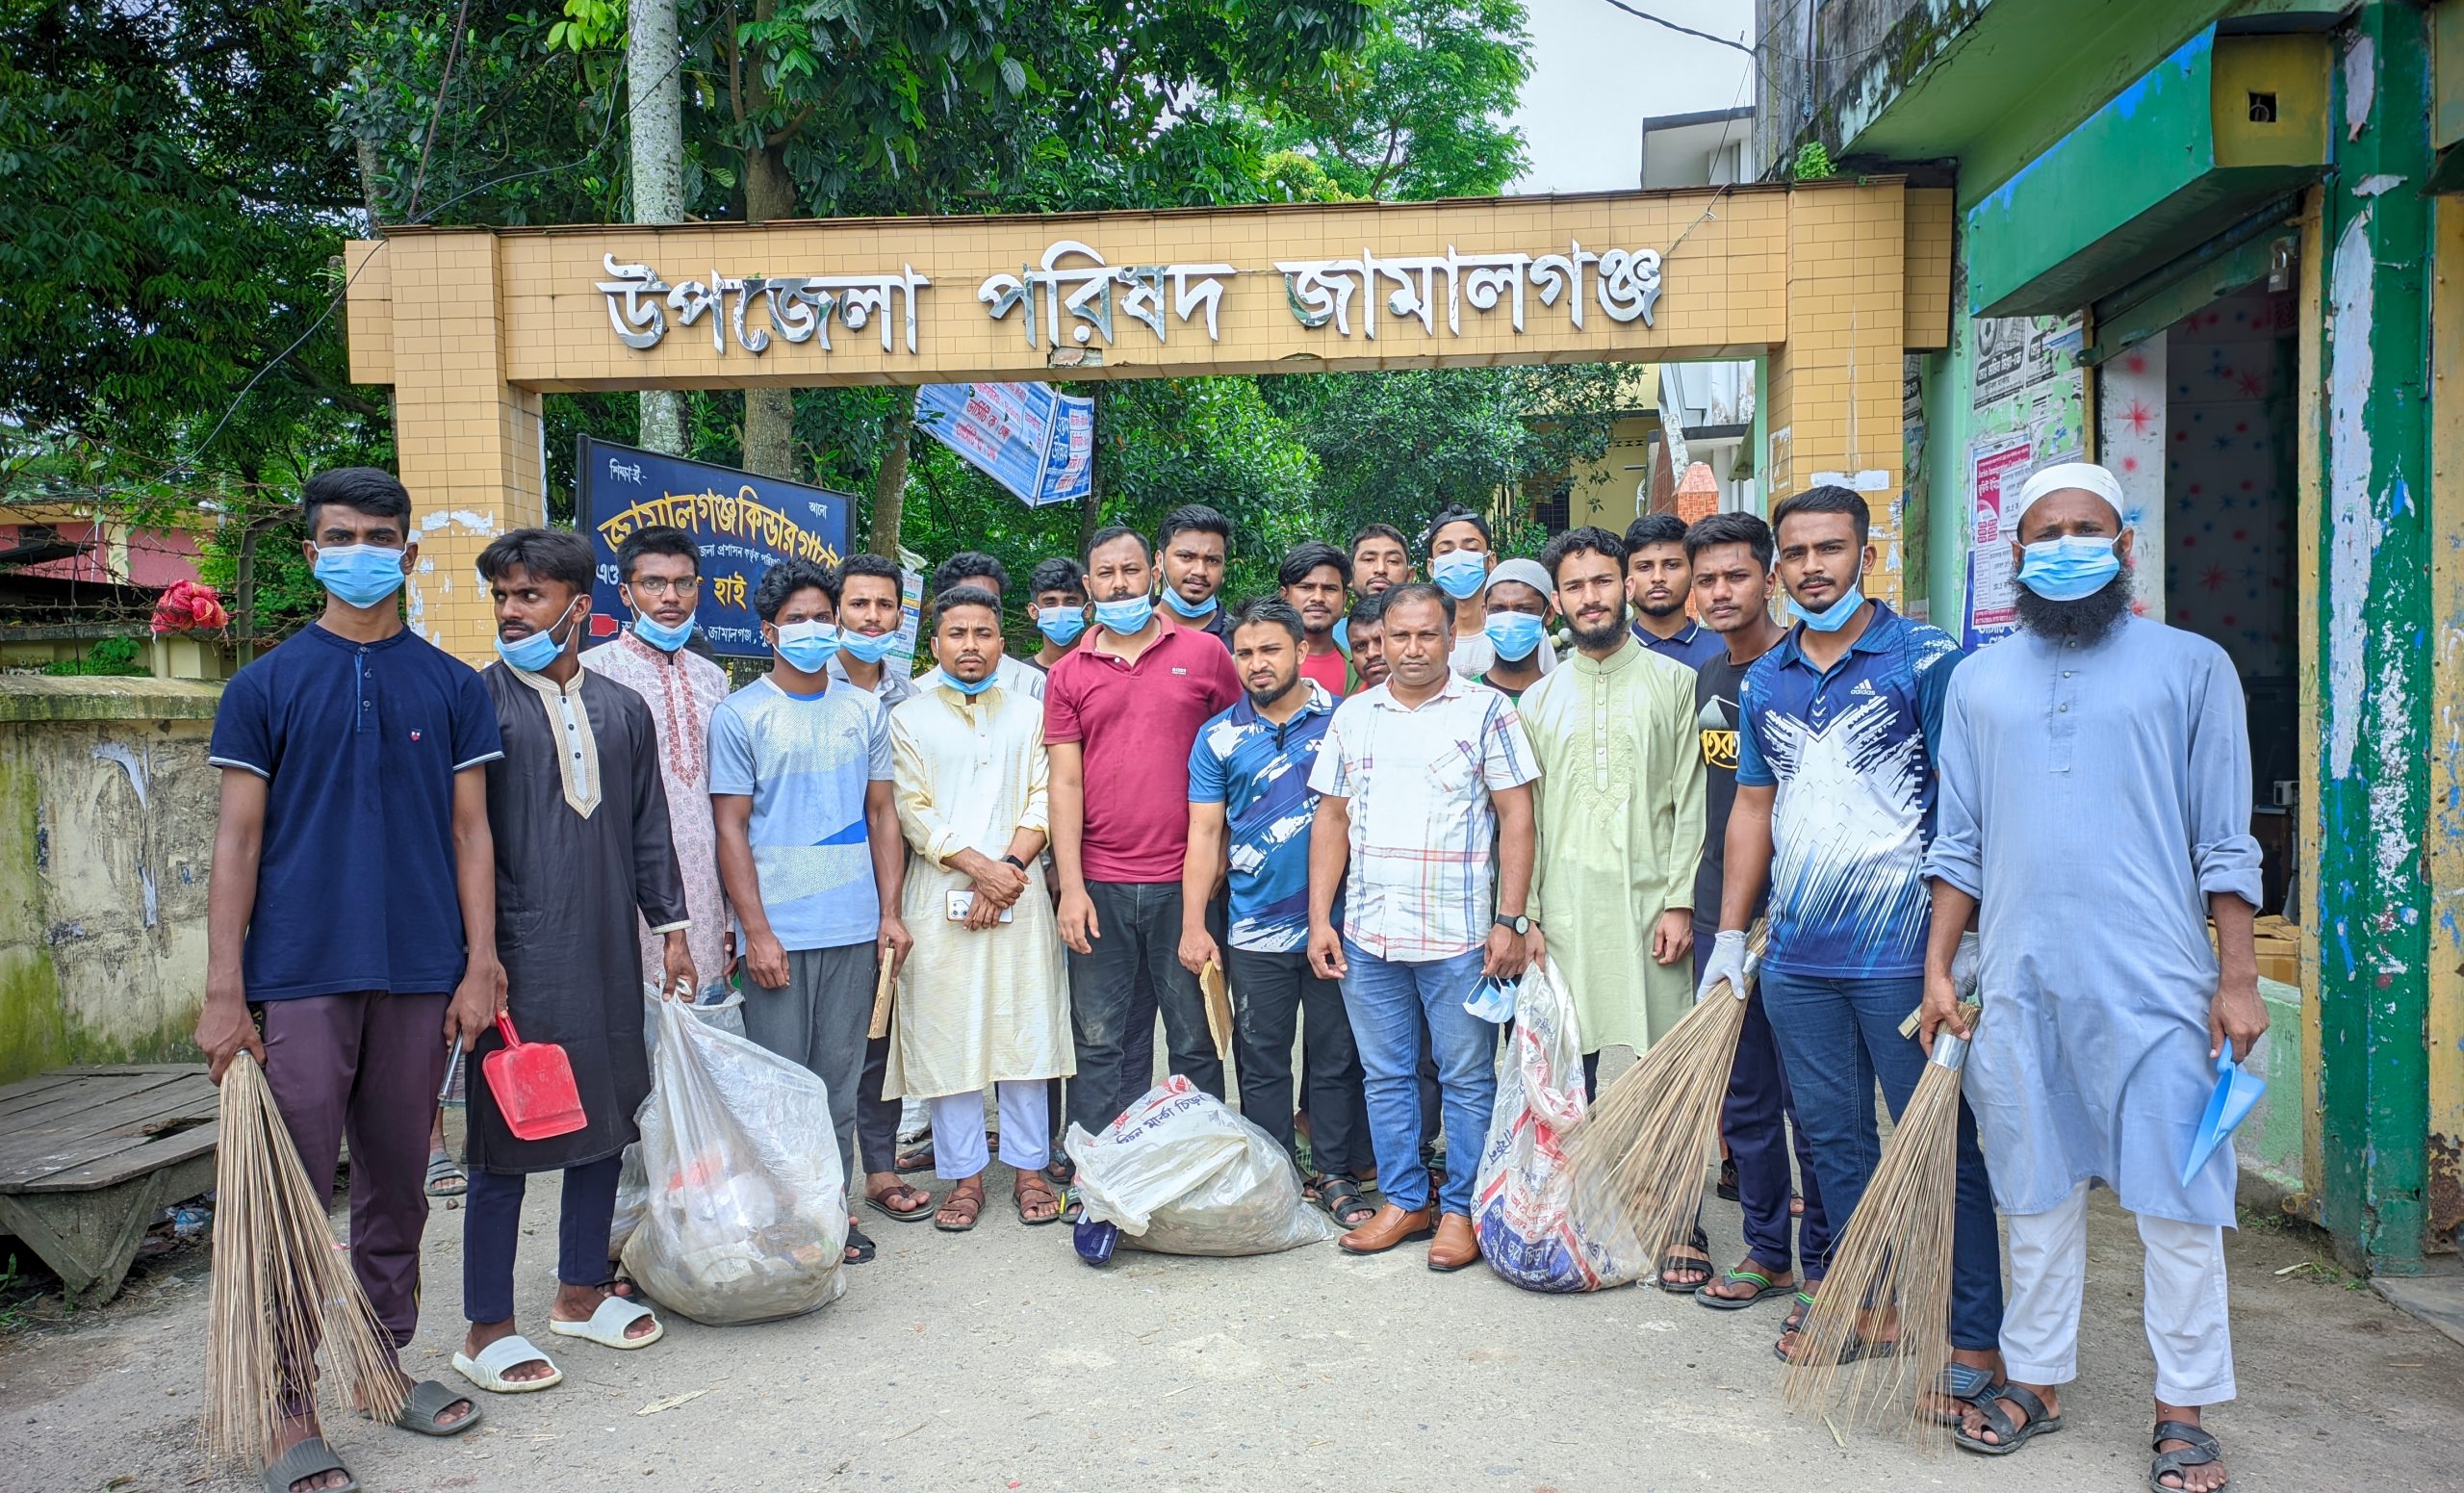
[628,576,703,598]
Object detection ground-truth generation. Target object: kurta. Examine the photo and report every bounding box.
[581,631,730,990]
[469,662,689,1173]
[882,678,1073,1100]
[1520,638,1707,1053]
[1924,616,2262,1226]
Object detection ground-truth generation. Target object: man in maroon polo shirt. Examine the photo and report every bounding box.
[1047,524,1241,1136]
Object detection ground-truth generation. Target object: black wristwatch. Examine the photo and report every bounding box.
[1494,913,1530,936]
[1000,853,1029,871]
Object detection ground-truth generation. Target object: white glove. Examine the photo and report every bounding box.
[1697,929,1750,1003]
[1949,931,1982,1002]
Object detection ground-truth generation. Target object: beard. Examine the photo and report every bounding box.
[1245,672,1299,708]
[2015,565,2134,644]
[1569,607,1629,653]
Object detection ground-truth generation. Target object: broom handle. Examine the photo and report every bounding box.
[1927,1028,1970,1072]
[437,1035,465,1105]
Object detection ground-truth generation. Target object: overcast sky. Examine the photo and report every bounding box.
[1508,0,1757,193]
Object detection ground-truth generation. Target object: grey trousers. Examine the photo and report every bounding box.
[742,941,886,1187]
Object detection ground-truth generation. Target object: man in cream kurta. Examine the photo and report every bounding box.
[1521,528,1707,1091]
[885,584,1074,1230]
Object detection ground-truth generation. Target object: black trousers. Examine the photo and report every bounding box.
[1226,946,1367,1175]
[1065,880,1223,1136]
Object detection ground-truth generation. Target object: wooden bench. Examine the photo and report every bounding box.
[0,1064,218,1306]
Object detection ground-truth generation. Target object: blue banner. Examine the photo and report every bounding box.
[914,381,1093,508]
[578,435,853,658]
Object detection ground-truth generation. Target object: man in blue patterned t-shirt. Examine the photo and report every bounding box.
[1698,484,2005,1400]
[1177,599,1373,1228]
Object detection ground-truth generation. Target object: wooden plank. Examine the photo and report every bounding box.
[0,1072,187,1130]
[0,1102,218,1190]
[0,1082,217,1190]
[0,1072,151,1121]
[0,1071,86,1112]
[0,1075,203,1144]
[21,1120,221,1195]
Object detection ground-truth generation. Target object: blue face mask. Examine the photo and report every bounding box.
[1036,607,1088,647]
[2016,534,2123,602]
[1331,616,1351,658]
[1788,584,1866,632]
[1160,584,1217,619]
[314,544,408,608]
[944,668,998,697]
[631,611,696,653]
[838,627,898,665]
[1430,550,1487,600]
[496,599,581,673]
[1484,610,1546,661]
[1093,594,1154,634]
[772,619,841,673]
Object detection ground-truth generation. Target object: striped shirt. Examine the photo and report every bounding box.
[1307,672,1538,961]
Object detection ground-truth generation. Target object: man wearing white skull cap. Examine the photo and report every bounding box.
[1917,460,2265,1491]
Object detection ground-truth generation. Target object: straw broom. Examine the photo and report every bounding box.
[1564,920,1768,1277]
[206,1051,406,1469]
[1780,1005,1980,1448]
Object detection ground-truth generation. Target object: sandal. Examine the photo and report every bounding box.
[1952,1383,2065,1455]
[1770,1293,1900,1366]
[844,1223,876,1264]
[1694,1263,1792,1311]
[261,1435,358,1493]
[1014,1172,1063,1226]
[424,1150,466,1198]
[368,1377,481,1437]
[1926,1362,2001,1426]
[895,1139,937,1173]
[1059,1183,1085,1224]
[547,1294,662,1350]
[2148,1419,2228,1491]
[1715,1156,1740,1200]
[451,1334,562,1395]
[865,1182,936,1222]
[1317,1173,1376,1230]
[1656,1228,1714,1293]
[936,1180,986,1232]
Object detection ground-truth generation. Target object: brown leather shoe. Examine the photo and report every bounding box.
[1338,1202,1435,1255]
[1425,1212,1478,1273]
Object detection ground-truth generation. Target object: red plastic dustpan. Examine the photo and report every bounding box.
[482,1014,587,1141]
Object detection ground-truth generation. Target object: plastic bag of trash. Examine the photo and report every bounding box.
[1470,956,1647,1292]
[619,987,846,1324]
[1064,1077,1338,1256]
[610,986,748,1253]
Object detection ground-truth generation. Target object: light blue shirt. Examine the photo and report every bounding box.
[708,676,892,951]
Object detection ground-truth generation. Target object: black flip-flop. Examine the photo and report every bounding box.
[1694,1266,1791,1310]
[865,1183,936,1223]
[262,1435,357,1493]
[843,1223,876,1263]
[2147,1419,2226,1491]
[369,1377,482,1437]
[1953,1383,2065,1455]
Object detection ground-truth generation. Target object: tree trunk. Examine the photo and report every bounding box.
[736,18,799,480]
[630,0,687,453]
[1080,387,1107,554]
[867,390,917,556]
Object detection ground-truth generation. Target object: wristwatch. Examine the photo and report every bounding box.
[1494,913,1530,936]
[1000,853,1029,870]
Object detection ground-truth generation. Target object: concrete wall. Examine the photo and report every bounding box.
[0,676,221,1085]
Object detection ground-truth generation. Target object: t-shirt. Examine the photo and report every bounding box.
[1297,648,1348,700]
[1635,616,1725,669]
[1186,684,1338,953]
[1691,647,1769,930]
[207,624,503,1000]
[1044,627,1241,883]
[1735,603,1963,978]
[707,676,893,951]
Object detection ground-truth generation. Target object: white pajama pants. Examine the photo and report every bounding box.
[2000,1180,2237,1405]
[928,1082,1051,1180]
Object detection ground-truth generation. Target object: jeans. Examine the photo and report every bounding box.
[1227,946,1368,1175]
[1066,880,1221,1136]
[1759,969,2004,1351]
[1339,940,1495,1217]
[1702,928,1832,1279]
[464,1152,624,1325]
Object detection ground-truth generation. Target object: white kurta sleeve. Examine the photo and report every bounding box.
[2186,646,2264,911]
[1924,671,1986,900]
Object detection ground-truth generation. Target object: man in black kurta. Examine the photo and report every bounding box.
[451,528,696,1397]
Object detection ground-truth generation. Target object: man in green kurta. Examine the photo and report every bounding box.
[1520,523,1707,1119]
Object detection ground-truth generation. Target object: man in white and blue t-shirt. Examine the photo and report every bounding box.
[712,556,921,1261]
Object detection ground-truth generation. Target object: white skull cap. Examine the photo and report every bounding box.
[1487,556,1555,597]
[2013,461,2126,529]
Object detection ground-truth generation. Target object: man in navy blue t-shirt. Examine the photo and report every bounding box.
[202,467,502,1486]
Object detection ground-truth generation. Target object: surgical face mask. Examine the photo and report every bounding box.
[1788,583,1865,632]
[945,668,997,697]
[1160,584,1217,618]
[772,619,841,673]
[314,543,407,608]
[631,610,696,653]
[496,599,581,673]
[1430,550,1487,600]
[1093,594,1154,633]
[1483,610,1546,661]
[1036,608,1088,647]
[2016,534,2123,602]
[1331,616,1351,658]
[838,627,898,665]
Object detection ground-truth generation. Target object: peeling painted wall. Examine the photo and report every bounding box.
[0,677,221,1084]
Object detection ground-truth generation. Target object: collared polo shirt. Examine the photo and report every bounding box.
[1307,673,1539,962]
[1187,682,1338,953]
[207,624,503,1000]
[828,651,917,708]
[1735,601,1963,978]
[1634,615,1726,669]
[1044,626,1241,883]
[707,676,893,951]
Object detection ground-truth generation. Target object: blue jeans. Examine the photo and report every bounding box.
[1759,969,2004,1352]
[1339,940,1494,1217]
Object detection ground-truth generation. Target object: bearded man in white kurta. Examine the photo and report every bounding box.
[885,585,1074,1231]
[1919,463,2265,1493]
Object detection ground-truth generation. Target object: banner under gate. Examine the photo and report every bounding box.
[914,381,1094,508]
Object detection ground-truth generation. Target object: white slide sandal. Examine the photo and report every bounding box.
[450,1334,563,1394]
[547,1294,664,1350]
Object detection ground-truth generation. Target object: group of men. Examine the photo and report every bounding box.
[200,462,2257,1493]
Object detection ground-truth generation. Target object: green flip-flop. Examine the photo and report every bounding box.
[1694,1266,1792,1310]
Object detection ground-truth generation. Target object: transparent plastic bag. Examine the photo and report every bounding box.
[1470,956,1647,1292]
[618,988,847,1324]
[1063,1077,1338,1256]
[610,987,747,1254]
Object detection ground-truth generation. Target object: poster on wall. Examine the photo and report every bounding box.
[913,381,1094,508]
[1963,435,2032,650]
[578,435,852,657]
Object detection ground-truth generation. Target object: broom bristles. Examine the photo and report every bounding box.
[1781,1031,1971,1450]
[206,1051,407,1469]
[1564,922,1765,1268]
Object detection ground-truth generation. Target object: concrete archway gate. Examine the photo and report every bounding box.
[344,179,1949,659]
